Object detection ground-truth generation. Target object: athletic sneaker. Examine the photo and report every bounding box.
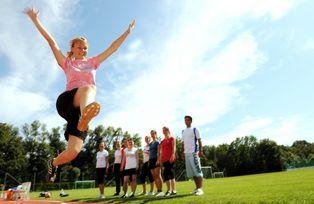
[155,191,165,197]
[120,194,127,199]
[129,192,135,199]
[165,191,171,196]
[170,191,177,196]
[138,191,147,196]
[191,188,197,194]
[46,159,58,183]
[195,188,204,196]
[147,191,155,196]
[77,102,101,131]
[99,194,105,199]
[113,192,119,196]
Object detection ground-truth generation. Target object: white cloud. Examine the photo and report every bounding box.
[205,115,313,146]
[0,0,78,125]
[99,0,294,137]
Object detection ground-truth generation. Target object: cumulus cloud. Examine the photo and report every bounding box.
[99,0,295,139]
[0,0,78,125]
[205,115,312,146]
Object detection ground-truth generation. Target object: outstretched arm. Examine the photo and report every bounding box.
[96,19,135,63]
[24,7,65,67]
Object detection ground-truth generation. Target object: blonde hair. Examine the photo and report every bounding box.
[67,37,88,57]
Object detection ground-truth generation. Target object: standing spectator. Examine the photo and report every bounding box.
[120,138,139,199]
[181,116,204,196]
[113,141,123,196]
[149,130,164,197]
[96,142,109,199]
[160,126,177,196]
[139,136,154,196]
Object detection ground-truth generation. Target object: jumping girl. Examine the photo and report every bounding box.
[24,7,135,182]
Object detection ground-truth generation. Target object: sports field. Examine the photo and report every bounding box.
[27,168,313,204]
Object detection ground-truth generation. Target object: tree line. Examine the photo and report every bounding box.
[0,121,313,190]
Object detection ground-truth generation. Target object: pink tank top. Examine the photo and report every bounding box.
[61,57,100,91]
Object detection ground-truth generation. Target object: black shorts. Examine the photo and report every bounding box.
[56,88,87,141]
[96,168,106,185]
[124,168,137,177]
[140,162,154,183]
[163,161,175,181]
[149,158,159,169]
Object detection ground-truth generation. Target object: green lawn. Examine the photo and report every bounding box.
[30,168,314,203]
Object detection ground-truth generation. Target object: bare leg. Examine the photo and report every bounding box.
[165,180,170,192]
[151,168,163,191]
[99,184,104,195]
[142,183,146,193]
[149,182,154,192]
[170,179,176,192]
[193,176,203,189]
[123,176,129,194]
[131,175,137,193]
[73,85,97,113]
[53,136,83,166]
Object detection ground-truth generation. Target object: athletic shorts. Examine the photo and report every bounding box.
[96,168,106,185]
[56,88,87,141]
[124,168,137,177]
[162,161,175,181]
[185,152,203,178]
[149,158,159,169]
[140,162,154,183]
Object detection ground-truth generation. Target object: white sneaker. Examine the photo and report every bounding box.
[165,191,171,196]
[155,191,165,197]
[147,191,155,196]
[99,194,105,199]
[138,191,147,196]
[191,189,197,194]
[195,189,204,196]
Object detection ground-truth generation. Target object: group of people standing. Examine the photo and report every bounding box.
[95,115,204,199]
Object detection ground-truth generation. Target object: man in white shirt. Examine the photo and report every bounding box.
[96,142,109,199]
[181,115,204,196]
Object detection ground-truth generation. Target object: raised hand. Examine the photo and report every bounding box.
[127,19,135,34]
[24,7,39,21]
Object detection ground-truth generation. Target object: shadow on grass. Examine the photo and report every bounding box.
[69,193,193,203]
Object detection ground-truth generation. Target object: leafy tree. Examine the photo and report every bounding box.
[0,123,27,184]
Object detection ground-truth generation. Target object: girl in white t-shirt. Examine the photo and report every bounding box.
[120,138,139,199]
[96,142,109,199]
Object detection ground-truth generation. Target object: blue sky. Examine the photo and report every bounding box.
[0,0,313,146]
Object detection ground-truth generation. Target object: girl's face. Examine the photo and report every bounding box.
[145,136,151,144]
[150,131,156,139]
[162,127,168,135]
[128,140,134,148]
[116,142,121,149]
[71,41,88,59]
[99,142,105,151]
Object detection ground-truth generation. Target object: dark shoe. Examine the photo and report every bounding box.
[170,191,177,196]
[129,193,135,199]
[113,192,119,196]
[120,194,127,199]
[46,159,58,183]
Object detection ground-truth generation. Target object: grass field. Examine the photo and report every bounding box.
[30,168,314,204]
